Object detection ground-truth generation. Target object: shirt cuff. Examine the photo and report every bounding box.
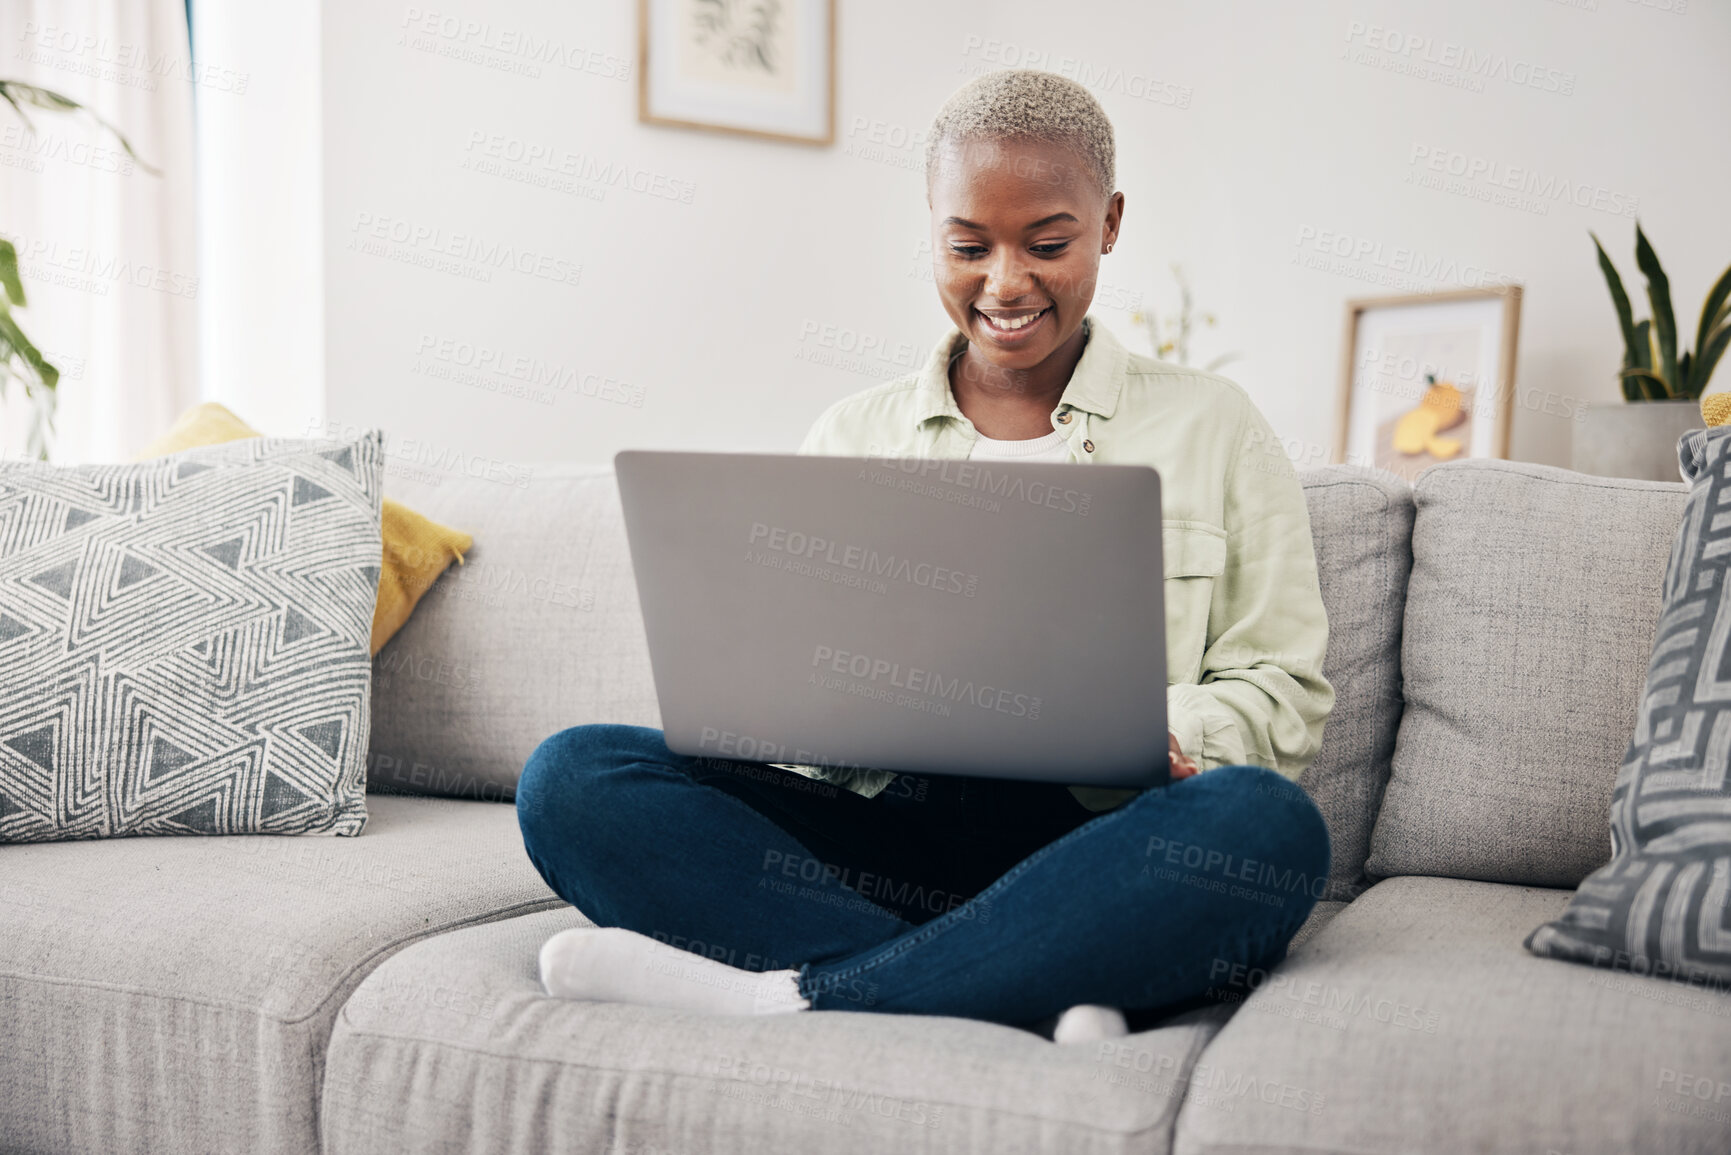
[1167,683,1242,771]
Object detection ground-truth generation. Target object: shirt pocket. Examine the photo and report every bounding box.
[1162,521,1227,685]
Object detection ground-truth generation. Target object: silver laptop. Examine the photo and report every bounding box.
[614,450,1168,788]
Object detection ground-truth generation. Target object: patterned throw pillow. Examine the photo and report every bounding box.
[0,433,384,842]
[1526,425,1731,986]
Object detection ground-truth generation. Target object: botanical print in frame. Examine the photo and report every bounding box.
[1335,287,1523,482]
[639,0,836,145]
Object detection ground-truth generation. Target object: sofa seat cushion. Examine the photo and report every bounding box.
[321,907,1232,1155]
[1172,876,1731,1155]
[0,796,558,1155]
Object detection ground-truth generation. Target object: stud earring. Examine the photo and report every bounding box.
[1105,242,1114,253]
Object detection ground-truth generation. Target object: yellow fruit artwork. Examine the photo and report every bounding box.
[1352,310,1508,484]
[1390,376,1468,461]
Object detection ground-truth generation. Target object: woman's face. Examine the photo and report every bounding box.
[929,136,1124,375]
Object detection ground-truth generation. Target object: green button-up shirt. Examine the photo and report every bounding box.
[780,316,1333,810]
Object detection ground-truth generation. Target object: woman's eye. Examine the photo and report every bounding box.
[1031,242,1070,256]
[949,245,987,259]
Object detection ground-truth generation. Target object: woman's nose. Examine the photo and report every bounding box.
[984,250,1036,301]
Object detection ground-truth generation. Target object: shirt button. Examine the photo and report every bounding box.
[1082,439,1095,453]
[1055,412,1072,425]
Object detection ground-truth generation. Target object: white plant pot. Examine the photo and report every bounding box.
[1571,399,1705,482]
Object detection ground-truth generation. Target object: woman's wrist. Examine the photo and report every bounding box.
[1168,731,1198,780]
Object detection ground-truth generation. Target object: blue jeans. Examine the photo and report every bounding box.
[516,724,1329,1026]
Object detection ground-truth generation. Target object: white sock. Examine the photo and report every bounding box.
[538,927,810,1016]
[1052,1004,1128,1045]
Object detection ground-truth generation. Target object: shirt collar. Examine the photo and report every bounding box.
[911,314,1129,428]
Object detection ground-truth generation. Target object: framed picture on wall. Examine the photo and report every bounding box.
[638,0,836,145]
[1335,286,1524,482]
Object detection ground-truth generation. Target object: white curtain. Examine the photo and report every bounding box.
[0,0,198,463]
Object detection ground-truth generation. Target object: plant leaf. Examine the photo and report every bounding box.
[1632,319,1653,371]
[1692,323,1731,398]
[1634,223,1681,396]
[0,79,160,175]
[0,309,59,392]
[1592,232,1641,369]
[0,240,24,307]
[0,81,83,114]
[1696,261,1731,377]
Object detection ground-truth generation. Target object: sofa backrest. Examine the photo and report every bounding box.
[368,466,661,802]
[1366,459,1687,888]
[1296,466,1416,901]
[371,461,1419,881]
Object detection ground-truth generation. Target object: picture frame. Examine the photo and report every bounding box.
[1334,286,1524,482]
[638,0,836,146]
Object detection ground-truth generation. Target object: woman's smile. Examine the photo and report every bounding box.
[974,305,1053,345]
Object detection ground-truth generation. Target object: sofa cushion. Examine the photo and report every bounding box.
[322,906,1231,1155]
[1529,425,1731,984]
[0,432,384,841]
[1368,460,1687,886]
[1296,466,1414,901]
[1172,876,1731,1155]
[367,466,661,801]
[0,796,557,1155]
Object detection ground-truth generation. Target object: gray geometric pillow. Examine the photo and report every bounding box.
[1526,425,1731,986]
[0,432,384,842]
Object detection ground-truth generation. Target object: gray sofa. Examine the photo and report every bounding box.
[4,456,1727,1155]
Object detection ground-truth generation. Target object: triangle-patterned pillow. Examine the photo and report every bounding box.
[0,432,384,842]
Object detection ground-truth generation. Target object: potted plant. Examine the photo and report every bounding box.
[1573,224,1731,481]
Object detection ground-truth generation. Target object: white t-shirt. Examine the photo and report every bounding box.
[967,428,1070,463]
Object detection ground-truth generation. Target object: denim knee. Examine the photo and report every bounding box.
[1183,764,1332,895]
[515,723,661,858]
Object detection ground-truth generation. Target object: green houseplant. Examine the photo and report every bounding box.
[0,78,151,459]
[1592,224,1731,402]
[1574,225,1731,480]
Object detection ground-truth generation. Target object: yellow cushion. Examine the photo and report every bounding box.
[134,402,472,656]
[1702,393,1731,429]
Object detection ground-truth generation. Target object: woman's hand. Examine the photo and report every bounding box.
[1169,733,1199,780]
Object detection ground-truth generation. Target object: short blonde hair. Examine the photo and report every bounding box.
[925,69,1116,197]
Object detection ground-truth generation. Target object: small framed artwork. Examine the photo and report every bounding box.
[638,0,836,145]
[1335,286,1524,482]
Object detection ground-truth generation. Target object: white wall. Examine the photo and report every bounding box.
[302,0,1731,472]
[192,0,324,436]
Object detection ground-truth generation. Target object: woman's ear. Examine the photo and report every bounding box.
[1102,191,1126,254]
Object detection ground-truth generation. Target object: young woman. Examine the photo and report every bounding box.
[516,70,1333,1042]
